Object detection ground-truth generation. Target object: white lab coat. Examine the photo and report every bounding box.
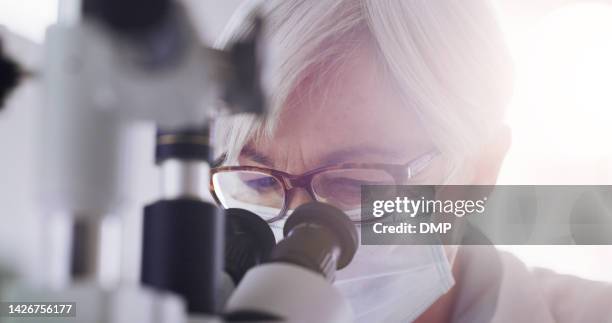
[451,246,612,323]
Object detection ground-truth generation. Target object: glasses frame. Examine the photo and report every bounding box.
[209,150,439,223]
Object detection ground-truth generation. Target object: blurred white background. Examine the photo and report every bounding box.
[496,0,612,283]
[0,0,611,285]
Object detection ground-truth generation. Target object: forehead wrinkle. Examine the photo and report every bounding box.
[281,36,374,119]
[318,145,403,166]
[239,36,427,171]
[239,145,273,166]
[273,50,414,166]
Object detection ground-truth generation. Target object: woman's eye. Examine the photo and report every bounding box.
[327,178,369,193]
[244,177,279,192]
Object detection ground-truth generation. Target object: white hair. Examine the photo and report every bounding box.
[212,0,513,179]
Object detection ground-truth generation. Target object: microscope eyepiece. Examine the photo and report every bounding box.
[270,202,358,281]
[225,208,276,284]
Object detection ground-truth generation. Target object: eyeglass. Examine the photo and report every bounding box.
[209,150,439,223]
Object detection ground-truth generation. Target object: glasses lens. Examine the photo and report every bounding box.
[212,170,285,220]
[311,169,396,221]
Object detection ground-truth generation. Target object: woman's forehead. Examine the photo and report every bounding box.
[243,46,433,167]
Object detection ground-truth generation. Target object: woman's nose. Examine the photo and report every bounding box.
[287,188,315,210]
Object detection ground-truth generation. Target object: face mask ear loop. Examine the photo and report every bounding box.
[445,245,459,267]
[429,243,456,291]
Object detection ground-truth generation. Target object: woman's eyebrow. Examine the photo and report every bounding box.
[319,146,401,165]
[239,146,273,166]
[239,145,403,167]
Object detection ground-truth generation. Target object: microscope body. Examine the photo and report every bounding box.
[226,263,353,323]
[1,2,225,322]
[40,3,216,217]
[0,1,357,322]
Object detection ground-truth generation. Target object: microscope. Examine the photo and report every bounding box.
[0,0,358,322]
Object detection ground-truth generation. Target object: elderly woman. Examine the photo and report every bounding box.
[210,0,612,322]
